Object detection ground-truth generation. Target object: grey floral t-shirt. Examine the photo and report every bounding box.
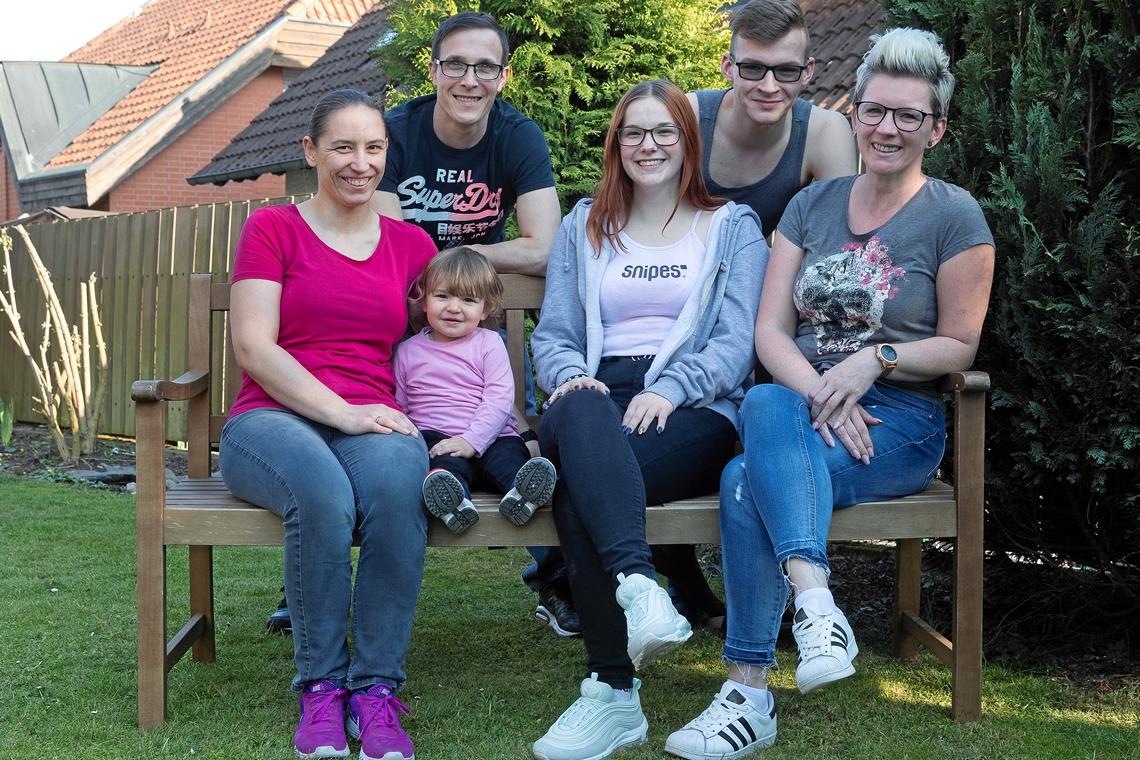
[778,175,994,396]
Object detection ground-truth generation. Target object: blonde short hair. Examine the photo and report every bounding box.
[416,246,503,314]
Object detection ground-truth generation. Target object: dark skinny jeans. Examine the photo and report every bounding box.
[538,357,737,687]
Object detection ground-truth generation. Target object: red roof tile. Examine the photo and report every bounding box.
[51,0,371,168]
[801,0,887,112]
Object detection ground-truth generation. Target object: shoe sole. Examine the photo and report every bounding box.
[664,725,776,759]
[629,624,692,670]
[294,745,349,759]
[422,472,479,534]
[347,719,414,760]
[532,717,647,760]
[535,604,581,637]
[500,458,557,526]
[797,642,859,694]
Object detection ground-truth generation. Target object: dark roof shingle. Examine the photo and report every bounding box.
[190,2,390,185]
[801,0,887,111]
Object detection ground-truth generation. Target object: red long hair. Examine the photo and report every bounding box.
[586,80,723,254]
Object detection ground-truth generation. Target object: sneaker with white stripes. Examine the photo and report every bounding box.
[792,606,859,693]
[665,682,776,759]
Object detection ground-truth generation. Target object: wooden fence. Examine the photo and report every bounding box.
[1,196,304,440]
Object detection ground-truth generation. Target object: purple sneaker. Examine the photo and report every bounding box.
[295,680,349,758]
[347,684,414,760]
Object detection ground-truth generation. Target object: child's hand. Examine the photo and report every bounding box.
[429,436,476,458]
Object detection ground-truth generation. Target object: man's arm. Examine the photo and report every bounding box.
[804,106,858,182]
[470,186,561,276]
[371,191,404,221]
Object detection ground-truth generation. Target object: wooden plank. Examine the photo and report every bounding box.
[951,387,986,723]
[165,613,207,670]
[120,212,152,437]
[187,546,215,663]
[895,538,922,659]
[167,207,197,441]
[135,397,168,729]
[901,611,953,666]
[163,479,957,548]
[186,276,212,478]
[86,216,113,431]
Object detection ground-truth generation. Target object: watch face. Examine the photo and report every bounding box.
[880,345,898,362]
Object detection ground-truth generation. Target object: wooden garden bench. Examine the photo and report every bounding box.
[132,272,987,730]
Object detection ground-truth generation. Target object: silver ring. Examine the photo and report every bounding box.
[374,416,383,425]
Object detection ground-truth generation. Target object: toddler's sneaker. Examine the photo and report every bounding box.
[615,572,692,670]
[294,679,349,758]
[347,684,414,760]
[500,456,558,526]
[791,606,859,693]
[664,682,776,759]
[532,673,647,760]
[422,469,479,534]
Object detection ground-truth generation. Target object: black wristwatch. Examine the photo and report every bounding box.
[874,344,899,376]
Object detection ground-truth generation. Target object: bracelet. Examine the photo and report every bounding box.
[520,430,538,443]
[563,373,588,383]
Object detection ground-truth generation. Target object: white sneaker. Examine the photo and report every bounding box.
[665,682,777,759]
[500,456,558,526]
[792,606,859,693]
[532,674,648,760]
[615,572,692,670]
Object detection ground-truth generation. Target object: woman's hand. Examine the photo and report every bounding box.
[428,436,476,458]
[338,404,419,437]
[807,349,881,432]
[622,392,675,436]
[543,376,610,408]
[817,403,880,464]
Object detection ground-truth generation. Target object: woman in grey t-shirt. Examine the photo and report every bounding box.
[666,28,996,757]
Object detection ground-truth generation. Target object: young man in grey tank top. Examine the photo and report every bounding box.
[687,0,857,237]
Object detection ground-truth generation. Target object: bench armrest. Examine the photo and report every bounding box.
[132,370,210,402]
[939,371,990,394]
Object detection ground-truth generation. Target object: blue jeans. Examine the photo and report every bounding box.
[220,408,429,691]
[539,357,738,686]
[721,383,946,667]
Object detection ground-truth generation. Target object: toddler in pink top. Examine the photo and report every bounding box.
[394,247,557,534]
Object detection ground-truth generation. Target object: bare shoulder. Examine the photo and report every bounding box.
[804,104,857,180]
[686,91,700,118]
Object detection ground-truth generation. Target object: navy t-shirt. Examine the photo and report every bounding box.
[380,95,556,249]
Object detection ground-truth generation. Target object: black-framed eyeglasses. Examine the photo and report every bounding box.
[432,58,505,80]
[729,56,808,83]
[616,124,683,147]
[854,101,937,132]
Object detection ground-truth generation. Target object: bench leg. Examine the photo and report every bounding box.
[189,545,216,663]
[138,541,168,729]
[952,530,983,721]
[894,538,922,659]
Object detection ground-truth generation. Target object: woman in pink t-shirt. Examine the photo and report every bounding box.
[219,90,435,760]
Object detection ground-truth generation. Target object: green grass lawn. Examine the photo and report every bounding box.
[0,476,1136,759]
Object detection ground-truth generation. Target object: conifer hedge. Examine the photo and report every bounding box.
[372,0,729,208]
[884,0,1139,605]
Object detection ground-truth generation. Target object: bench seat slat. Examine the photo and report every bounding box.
[163,478,956,547]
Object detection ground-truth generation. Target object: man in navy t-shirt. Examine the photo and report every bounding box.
[372,13,560,276]
[370,12,576,639]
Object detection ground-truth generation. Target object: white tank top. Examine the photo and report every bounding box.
[600,212,707,357]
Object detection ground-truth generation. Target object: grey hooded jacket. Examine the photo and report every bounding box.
[532,198,769,428]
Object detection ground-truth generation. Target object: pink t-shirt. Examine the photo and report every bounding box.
[393,326,520,455]
[229,204,436,418]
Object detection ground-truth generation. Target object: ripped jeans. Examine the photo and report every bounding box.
[720,383,946,667]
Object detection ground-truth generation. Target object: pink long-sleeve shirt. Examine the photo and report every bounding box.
[393,327,520,455]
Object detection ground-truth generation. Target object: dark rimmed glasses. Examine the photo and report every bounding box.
[432,58,505,80]
[854,101,937,132]
[729,56,809,83]
[616,124,683,147]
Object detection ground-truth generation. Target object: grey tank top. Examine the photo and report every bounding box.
[696,89,811,237]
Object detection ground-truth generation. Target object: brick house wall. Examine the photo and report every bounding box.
[107,69,287,213]
[1,141,22,222]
